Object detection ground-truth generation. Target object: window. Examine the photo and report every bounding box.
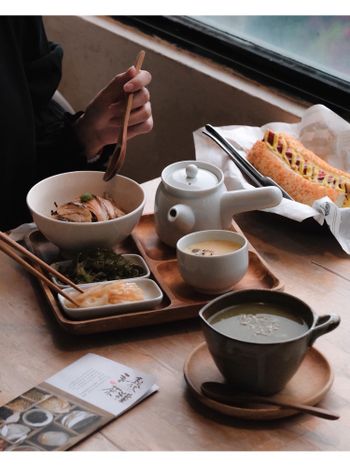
[191,16,350,82]
[115,16,350,120]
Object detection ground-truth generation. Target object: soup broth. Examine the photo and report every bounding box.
[208,302,309,343]
[185,240,241,256]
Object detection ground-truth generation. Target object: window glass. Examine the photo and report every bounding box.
[190,16,350,82]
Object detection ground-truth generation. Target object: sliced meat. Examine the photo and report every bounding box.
[55,202,92,222]
[84,197,109,221]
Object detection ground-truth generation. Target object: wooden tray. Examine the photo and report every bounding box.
[25,214,283,335]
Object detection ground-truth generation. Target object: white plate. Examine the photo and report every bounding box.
[50,254,150,287]
[58,278,163,320]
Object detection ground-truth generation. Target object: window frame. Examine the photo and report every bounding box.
[114,15,350,120]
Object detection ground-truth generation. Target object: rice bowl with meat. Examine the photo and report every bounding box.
[26,171,145,252]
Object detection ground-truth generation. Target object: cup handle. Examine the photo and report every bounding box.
[309,314,340,346]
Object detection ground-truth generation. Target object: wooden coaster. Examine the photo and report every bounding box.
[184,341,334,421]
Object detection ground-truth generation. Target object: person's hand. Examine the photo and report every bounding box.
[73,66,153,160]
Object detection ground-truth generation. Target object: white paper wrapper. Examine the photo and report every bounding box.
[193,104,350,254]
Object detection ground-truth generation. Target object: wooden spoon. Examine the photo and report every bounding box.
[104,50,146,181]
[201,382,339,420]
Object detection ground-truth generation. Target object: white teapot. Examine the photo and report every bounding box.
[154,160,282,247]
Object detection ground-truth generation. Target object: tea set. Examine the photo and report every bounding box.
[154,160,340,412]
[26,159,341,418]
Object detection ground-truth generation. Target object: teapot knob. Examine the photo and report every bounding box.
[186,164,198,179]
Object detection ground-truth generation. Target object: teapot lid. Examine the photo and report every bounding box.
[163,162,220,191]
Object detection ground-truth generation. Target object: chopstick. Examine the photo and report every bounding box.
[203,129,262,186]
[203,124,293,201]
[0,231,83,291]
[0,232,82,307]
[116,50,146,172]
[104,50,146,181]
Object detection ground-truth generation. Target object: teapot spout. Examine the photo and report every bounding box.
[221,186,282,226]
[167,204,196,234]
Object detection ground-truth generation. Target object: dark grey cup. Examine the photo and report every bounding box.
[199,289,340,395]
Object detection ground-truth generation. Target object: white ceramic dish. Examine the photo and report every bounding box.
[26,171,145,252]
[58,278,163,320]
[50,254,150,288]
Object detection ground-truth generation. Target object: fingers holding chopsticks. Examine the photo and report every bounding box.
[123,66,152,93]
[72,50,153,161]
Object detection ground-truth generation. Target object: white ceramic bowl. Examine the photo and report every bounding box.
[176,230,249,294]
[26,171,145,252]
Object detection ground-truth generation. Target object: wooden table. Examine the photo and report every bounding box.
[1,179,349,451]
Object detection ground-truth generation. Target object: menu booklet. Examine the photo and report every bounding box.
[0,353,158,451]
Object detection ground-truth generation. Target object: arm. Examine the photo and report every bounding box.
[72,65,153,161]
[36,64,153,178]
[31,15,153,176]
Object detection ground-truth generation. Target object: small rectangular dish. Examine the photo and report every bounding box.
[57,278,163,320]
[50,254,150,288]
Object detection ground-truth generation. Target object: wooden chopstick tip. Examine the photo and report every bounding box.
[136,50,145,67]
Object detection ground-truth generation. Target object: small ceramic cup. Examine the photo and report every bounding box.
[176,230,248,294]
[199,289,340,395]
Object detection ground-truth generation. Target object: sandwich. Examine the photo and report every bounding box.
[247,130,350,207]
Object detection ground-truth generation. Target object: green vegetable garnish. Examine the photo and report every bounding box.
[58,248,144,284]
[80,192,94,203]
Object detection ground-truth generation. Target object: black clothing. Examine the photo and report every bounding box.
[0,16,89,231]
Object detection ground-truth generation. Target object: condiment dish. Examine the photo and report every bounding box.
[58,277,163,320]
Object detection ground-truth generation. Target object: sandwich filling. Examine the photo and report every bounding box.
[264,130,350,208]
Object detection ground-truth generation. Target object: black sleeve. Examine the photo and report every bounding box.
[35,99,114,178]
[21,18,100,178]
[26,28,91,178]
[0,16,111,230]
[35,99,90,179]
[32,40,113,178]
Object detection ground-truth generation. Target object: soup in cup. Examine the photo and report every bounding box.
[176,230,248,294]
[199,289,340,395]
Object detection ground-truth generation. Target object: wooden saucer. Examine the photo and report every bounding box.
[184,341,334,421]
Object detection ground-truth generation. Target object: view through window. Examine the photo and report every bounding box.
[115,15,350,118]
[190,16,350,83]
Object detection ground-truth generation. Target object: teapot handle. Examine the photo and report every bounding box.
[221,186,282,223]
